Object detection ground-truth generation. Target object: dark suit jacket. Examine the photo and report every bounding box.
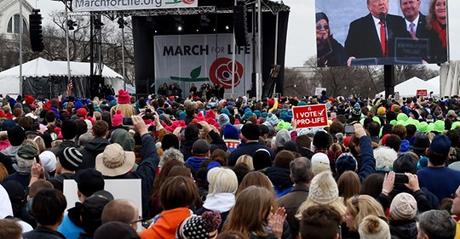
[345,13,409,59]
[410,13,446,63]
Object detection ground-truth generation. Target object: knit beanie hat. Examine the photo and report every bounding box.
[313,131,332,150]
[7,125,25,146]
[112,110,123,127]
[117,90,131,104]
[377,107,386,116]
[276,129,291,148]
[218,113,230,127]
[358,215,391,239]
[223,124,239,140]
[373,146,397,172]
[390,193,417,221]
[311,153,331,175]
[335,153,358,176]
[266,113,279,126]
[177,211,222,239]
[16,144,38,173]
[59,147,83,171]
[308,171,338,205]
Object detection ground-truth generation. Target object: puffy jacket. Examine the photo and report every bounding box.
[140,207,191,239]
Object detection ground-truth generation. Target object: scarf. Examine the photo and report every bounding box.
[431,20,447,49]
[203,193,236,213]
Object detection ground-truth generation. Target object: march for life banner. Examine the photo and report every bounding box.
[73,0,197,12]
[154,34,252,96]
[292,104,329,129]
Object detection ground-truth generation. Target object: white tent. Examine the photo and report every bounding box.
[378,76,440,97]
[0,58,127,95]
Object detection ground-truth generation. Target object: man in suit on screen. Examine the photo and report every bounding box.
[345,0,410,65]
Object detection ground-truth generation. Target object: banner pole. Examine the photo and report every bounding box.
[256,0,262,100]
[65,1,72,96]
[19,0,23,96]
[231,0,237,97]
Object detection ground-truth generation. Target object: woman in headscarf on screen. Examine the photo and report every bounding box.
[316,12,347,67]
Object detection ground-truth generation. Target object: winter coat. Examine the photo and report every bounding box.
[140,207,192,239]
[390,220,417,239]
[79,137,109,169]
[264,167,292,197]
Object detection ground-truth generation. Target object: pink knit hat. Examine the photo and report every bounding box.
[117,90,131,104]
[112,110,123,127]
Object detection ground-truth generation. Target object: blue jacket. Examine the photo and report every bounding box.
[417,167,460,200]
[185,156,207,173]
[357,136,376,182]
[58,213,84,239]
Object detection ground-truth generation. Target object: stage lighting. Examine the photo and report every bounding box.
[177,26,183,32]
[225,25,230,30]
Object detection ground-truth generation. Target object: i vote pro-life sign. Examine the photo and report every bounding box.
[292,104,328,129]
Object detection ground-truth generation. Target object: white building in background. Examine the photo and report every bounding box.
[0,0,33,38]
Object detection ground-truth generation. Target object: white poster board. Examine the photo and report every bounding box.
[154,33,253,97]
[315,87,327,96]
[63,179,142,215]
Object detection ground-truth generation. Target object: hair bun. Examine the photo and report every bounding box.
[201,211,222,232]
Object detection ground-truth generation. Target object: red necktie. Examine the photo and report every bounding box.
[379,21,387,56]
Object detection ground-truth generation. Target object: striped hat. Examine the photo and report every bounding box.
[59,147,83,171]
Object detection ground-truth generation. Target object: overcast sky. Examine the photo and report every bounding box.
[27,0,460,67]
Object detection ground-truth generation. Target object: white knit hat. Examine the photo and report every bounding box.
[373,146,397,172]
[311,153,331,175]
[39,151,57,173]
[308,171,338,205]
[358,215,391,239]
[390,193,417,220]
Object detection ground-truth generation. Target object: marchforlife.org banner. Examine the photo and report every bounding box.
[73,0,197,12]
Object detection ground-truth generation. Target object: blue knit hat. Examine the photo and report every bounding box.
[223,124,239,140]
[335,153,357,176]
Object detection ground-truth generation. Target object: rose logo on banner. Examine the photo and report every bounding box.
[182,0,195,4]
[209,57,244,89]
[292,104,328,129]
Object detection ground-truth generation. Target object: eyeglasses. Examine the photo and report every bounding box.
[316,24,330,31]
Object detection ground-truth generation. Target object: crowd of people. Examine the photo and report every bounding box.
[1,89,460,239]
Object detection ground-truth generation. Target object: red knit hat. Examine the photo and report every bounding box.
[112,110,123,127]
[117,90,131,104]
[76,108,87,118]
[25,95,35,105]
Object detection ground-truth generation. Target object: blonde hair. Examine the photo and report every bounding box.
[236,155,254,171]
[111,104,134,117]
[207,167,238,195]
[224,186,274,237]
[345,195,385,231]
[296,196,346,220]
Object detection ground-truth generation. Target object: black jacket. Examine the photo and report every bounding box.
[317,37,347,67]
[79,137,109,169]
[345,13,410,59]
[390,220,417,239]
[228,142,274,166]
[23,226,66,239]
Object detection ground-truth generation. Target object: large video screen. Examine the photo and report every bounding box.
[315,0,448,67]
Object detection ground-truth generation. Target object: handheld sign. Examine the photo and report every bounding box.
[417,89,428,97]
[292,104,328,129]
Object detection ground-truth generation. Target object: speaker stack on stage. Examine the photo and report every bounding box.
[29,9,44,52]
[233,2,249,46]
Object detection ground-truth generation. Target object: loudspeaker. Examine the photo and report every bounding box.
[233,4,248,46]
[29,9,44,52]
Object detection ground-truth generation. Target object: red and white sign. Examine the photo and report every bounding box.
[416,89,428,97]
[292,104,328,129]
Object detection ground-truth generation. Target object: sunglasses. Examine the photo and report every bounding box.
[316,24,330,31]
